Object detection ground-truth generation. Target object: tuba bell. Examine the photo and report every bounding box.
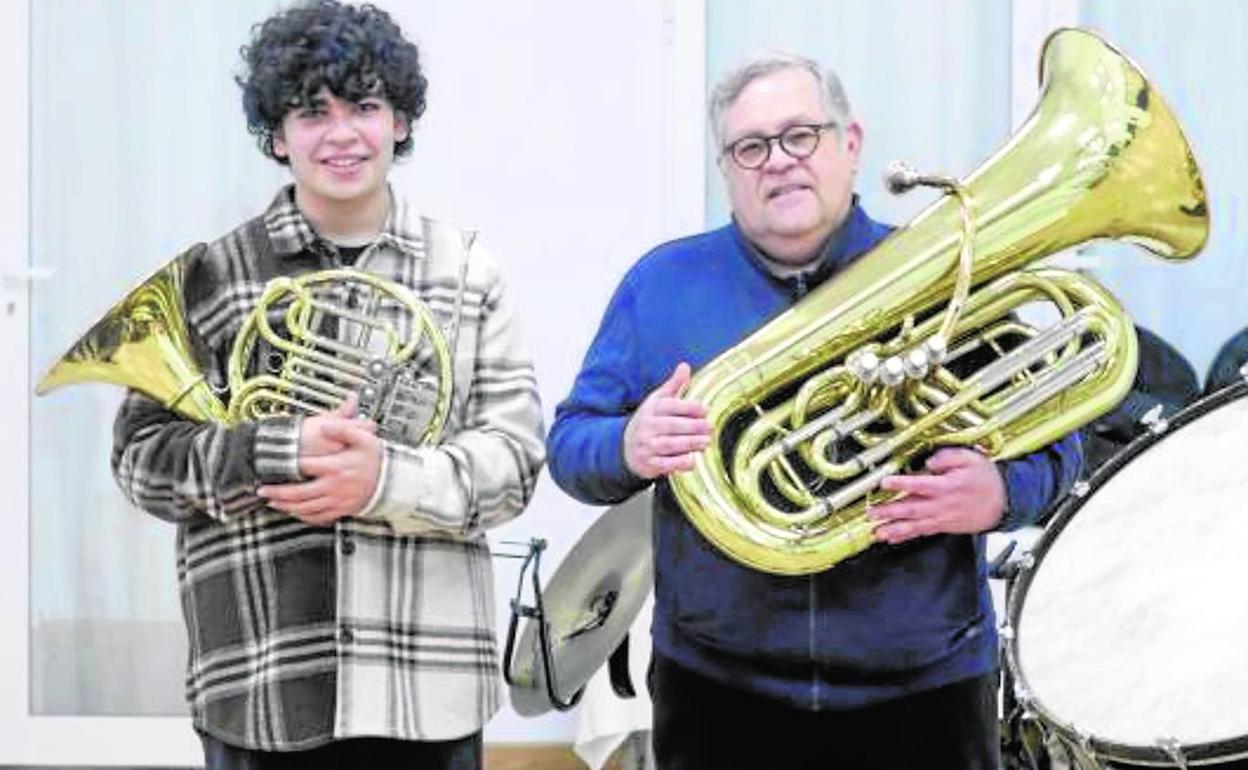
[669,28,1210,575]
[36,244,455,445]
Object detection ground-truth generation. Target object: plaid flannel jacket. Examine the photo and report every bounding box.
[111,186,545,750]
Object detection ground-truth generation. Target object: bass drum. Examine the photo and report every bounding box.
[1004,381,1248,768]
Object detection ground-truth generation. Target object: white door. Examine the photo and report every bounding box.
[1,1,283,763]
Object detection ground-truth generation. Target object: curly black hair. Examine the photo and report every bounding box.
[237,1,426,164]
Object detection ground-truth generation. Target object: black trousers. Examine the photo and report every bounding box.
[198,730,482,770]
[650,653,1000,770]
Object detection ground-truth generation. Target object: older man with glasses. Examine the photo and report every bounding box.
[547,53,1080,770]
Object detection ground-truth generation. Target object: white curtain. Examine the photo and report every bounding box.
[29,0,284,715]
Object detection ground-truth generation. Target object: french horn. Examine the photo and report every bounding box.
[36,246,454,446]
[669,28,1210,575]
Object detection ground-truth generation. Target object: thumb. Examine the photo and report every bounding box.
[656,362,693,398]
[332,392,360,419]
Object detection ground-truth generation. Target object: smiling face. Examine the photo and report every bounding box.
[272,87,409,226]
[719,67,861,266]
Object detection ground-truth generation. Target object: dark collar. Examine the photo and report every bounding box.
[734,196,889,296]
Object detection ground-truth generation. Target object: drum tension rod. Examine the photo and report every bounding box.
[1157,737,1188,769]
[987,539,1018,580]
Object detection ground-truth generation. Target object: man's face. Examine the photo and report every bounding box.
[272,87,408,214]
[719,68,861,265]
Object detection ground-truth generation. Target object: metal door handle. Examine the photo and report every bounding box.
[1,265,54,288]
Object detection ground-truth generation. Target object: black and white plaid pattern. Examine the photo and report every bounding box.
[112,186,545,750]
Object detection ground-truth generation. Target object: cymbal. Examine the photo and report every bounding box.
[508,490,653,717]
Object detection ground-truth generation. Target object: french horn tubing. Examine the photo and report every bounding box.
[36,249,453,446]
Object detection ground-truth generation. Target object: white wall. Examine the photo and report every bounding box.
[383,0,704,743]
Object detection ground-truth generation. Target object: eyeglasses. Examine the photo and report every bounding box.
[721,122,839,170]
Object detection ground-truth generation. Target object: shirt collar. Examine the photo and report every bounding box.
[262,184,427,261]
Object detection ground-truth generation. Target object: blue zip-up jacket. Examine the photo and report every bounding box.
[547,203,1082,710]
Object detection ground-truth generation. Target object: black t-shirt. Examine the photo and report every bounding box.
[337,244,367,267]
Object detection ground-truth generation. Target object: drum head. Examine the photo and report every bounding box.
[1007,383,1248,764]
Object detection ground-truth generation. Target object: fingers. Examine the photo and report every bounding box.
[259,478,361,526]
[871,491,946,544]
[651,397,709,420]
[268,495,337,517]
[644,453,701,476]
[879,447,984,494]
[320,419,380,447]
[258,477,332,503]
[869,496,934,522]
[873,518,932,545]
[649,413,711,438]
[623,363,712,479]
[879,473,946,497]
[623,362,717,479]
[298,409,378,460]
[313,415,378,436]
[300,453,355,478]
[924,446,980,473]
[871,449,1006,542]
[650,432,713,456]
[624,413,712,478]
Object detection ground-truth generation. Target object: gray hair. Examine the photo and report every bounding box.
[708,53,853,151]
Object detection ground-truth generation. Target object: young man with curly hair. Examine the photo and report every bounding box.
[111,3,544,768]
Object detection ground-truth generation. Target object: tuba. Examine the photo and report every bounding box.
[36,244,455,445]
[669,28,1210,576]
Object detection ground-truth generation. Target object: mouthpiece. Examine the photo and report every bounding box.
[883,161,921,195]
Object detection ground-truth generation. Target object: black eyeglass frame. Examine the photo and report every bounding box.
[721,121,840,170]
